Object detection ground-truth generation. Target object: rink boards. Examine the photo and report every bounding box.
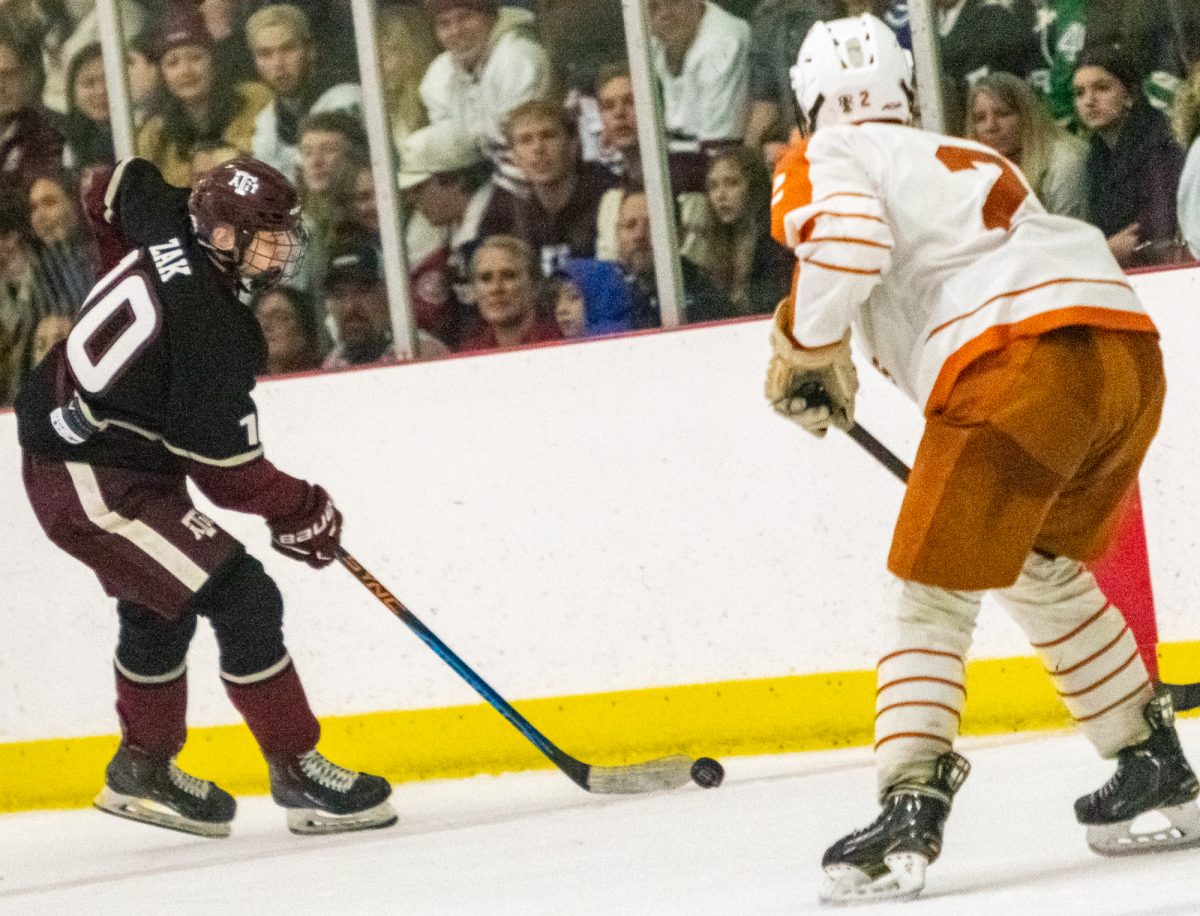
[1,266,1198,812]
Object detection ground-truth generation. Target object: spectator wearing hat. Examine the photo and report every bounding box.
[481,99,616,276]
[135,5,271,187]
[1074,43,1187,267]
[399,121,500,346]
[246,4,363,183]
[419,0,555,191]
[0,35,64,193]
[547,257,634,339]
[322,236,450,369]
[649,0,751,149]
[462,234,563,352]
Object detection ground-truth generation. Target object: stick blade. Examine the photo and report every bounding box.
[1165,681,1200,713]
[584,754,695,794]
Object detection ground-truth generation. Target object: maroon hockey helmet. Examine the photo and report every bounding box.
[189,157,305,291]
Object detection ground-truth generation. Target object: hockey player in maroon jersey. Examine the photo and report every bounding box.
[16,156,396,838]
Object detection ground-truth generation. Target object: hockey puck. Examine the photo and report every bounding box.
[691,756,725,788]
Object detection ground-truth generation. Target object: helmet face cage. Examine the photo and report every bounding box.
[238,222,307,294]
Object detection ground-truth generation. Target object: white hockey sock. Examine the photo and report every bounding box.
[875,582,981,799]
[994,553,1152,757]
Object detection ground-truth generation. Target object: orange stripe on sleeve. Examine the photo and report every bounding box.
[808,236,892,250]
[801,258,882,276]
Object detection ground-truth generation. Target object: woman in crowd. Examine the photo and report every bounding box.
[547,257,633,339]
[683,147,792,315]
[377,3,438,152]
[966,71,1088,219]
[136,6,270,186]
[463,235,562,352]
[1172,63,1200,260]
[62,42,114,172]
[1073,43,1186,267]
[251,284,326,376]
[27,170,93,314]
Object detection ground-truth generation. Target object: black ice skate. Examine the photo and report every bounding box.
[819,751,969,906]
[1076,687,1200,856]
[268,749,397,835]
[93,743,236,838]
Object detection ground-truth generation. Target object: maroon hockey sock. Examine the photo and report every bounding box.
[223,661,320,759]
[115,669,188,759]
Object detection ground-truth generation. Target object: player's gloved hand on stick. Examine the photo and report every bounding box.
[765,297,858,438]
[269,485,342,569]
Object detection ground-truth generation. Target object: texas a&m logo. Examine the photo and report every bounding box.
[182,509,218,540]
[229,170,259,196]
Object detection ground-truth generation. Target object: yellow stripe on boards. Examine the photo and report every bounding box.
[3,641,1197,813]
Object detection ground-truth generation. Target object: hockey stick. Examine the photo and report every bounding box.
[794,383,1200,712]
[336,548,723,792]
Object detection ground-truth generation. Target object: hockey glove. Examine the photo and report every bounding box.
[269,486,342,569]
[765,299,858,438]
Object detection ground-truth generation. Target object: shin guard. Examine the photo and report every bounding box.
[875,583,980,798]
[995,554,1153,756]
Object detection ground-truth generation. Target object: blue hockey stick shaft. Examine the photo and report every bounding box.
[336,548,701,791]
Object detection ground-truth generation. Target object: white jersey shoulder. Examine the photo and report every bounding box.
[778,123,1151,412]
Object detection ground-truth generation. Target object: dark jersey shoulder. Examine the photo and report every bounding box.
[16,159,268,471]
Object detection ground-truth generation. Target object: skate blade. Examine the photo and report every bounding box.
[286,800,398,836]
[819,852,927,906]
[1086,801,1200,857]
[94,788,231,839]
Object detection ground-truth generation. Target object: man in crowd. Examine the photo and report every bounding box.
[399,121,500,346]
[419,0,554,190]
[482,99,615,276]
[0,36,63,192]
[743,0,843,158]
[612,188,733,328]
[936,0,1040,130]
[322,236,449,369]
[247,4,362,182]
[649,0,751,148]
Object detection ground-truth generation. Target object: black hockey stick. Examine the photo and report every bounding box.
[337,548,723,792]
[794,382,1200,712]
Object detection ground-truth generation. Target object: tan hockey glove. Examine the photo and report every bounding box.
[765,298,858,438]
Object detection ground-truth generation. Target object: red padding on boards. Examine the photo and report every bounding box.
[1089,482,1159,679]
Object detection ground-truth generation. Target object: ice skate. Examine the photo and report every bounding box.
[268,749,397,835]
[94,743,236,838]
[1076,687,1200,856]
[819,751,969,906]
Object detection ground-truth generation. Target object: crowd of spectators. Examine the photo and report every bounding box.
[1,0,1199,405]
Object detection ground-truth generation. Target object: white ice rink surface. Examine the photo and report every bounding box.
[3,721,1200,916]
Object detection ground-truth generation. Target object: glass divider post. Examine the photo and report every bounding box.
[619,0,687,328]
[95,0,136,160]
[350,0,419,359]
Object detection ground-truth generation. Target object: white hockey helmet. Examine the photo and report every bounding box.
[790,14,914,134]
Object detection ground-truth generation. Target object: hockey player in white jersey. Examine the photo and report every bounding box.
[764,14,1200,905]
